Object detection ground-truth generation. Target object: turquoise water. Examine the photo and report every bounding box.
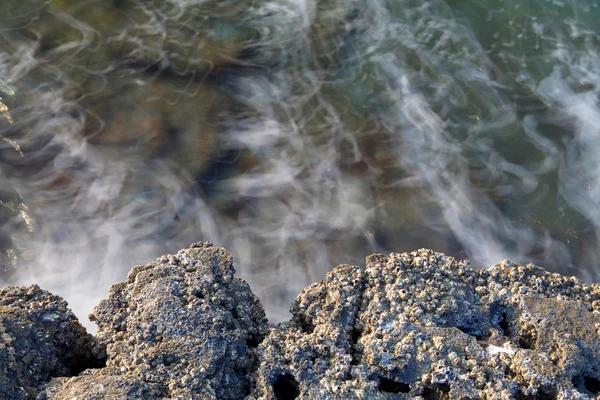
[0,0,599,324]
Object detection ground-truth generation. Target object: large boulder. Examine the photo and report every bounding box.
[44,242,269,399]
[249,249,600,399]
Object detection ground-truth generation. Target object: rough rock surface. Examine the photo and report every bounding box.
[3,243,600,399]
[45,242,269,400]
[0,285,98,399]
[249,250,600,400]
[40,368,162,400]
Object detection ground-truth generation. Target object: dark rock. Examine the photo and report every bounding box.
[0,284,98,399]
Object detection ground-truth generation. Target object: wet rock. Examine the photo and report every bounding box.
[115,0,257,74]
[0,284,97,399]
[3,0,239,184]
[82,75,227,179]
[249,249,600,399]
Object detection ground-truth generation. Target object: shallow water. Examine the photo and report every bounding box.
[1,0,599,327]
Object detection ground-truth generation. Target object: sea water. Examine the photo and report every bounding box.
[0,0,599,327]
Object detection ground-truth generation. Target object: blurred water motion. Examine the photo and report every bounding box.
[1,0,600,327]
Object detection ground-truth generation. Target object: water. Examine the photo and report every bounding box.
[1,0,599,328]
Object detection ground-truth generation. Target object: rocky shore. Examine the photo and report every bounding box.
[1,242,600,399]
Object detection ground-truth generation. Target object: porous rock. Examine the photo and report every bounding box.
[4,244,600,399]
[40,368,161,400]
[55,241,268,400]
[249,249,600,399]
[0,284,97,399]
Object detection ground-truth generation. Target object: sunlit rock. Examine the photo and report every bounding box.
[250,250,600,399]
[40,369,162,400]
[84,242,267,399]
[2,244,600,398]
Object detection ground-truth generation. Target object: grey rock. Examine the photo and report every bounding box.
[85,241,268,399]
[3,244,600,399]
[249,249,600,399]
[0,284,97,399]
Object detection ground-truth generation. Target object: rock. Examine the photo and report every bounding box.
[2,0,238,185]
[40,368,162,400]
[2,243,600,399]
[85,241,268,399]
[249,249,600,399]
[82,75,226,179]
[114,0,257,74]
[0,284,98,399]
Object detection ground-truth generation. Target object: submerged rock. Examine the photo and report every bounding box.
[2,243,600,399]
[82,74,227,179]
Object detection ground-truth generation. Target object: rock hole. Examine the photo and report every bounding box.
[572,371,600,396]
[273,373,300,400]
[518,328,537,350]
[503,364,516,379]
[585,376,600,395]
[499,312,510,336]
[422,383,450,400]
[298,316,314,334]
[350,353,361,366]
[517,386,557,400]
[490,303,512,337]
[351,327,361,345]
[535,386,557,400]
[456,326,485,340]
[162,355,178,367]
[246,336,260,348]
[350,327,362,366]
[378,377,410,394]
[67,351,107,376]
[422,387,437,400]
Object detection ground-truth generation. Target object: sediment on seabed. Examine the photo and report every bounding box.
[1,242,600,399]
